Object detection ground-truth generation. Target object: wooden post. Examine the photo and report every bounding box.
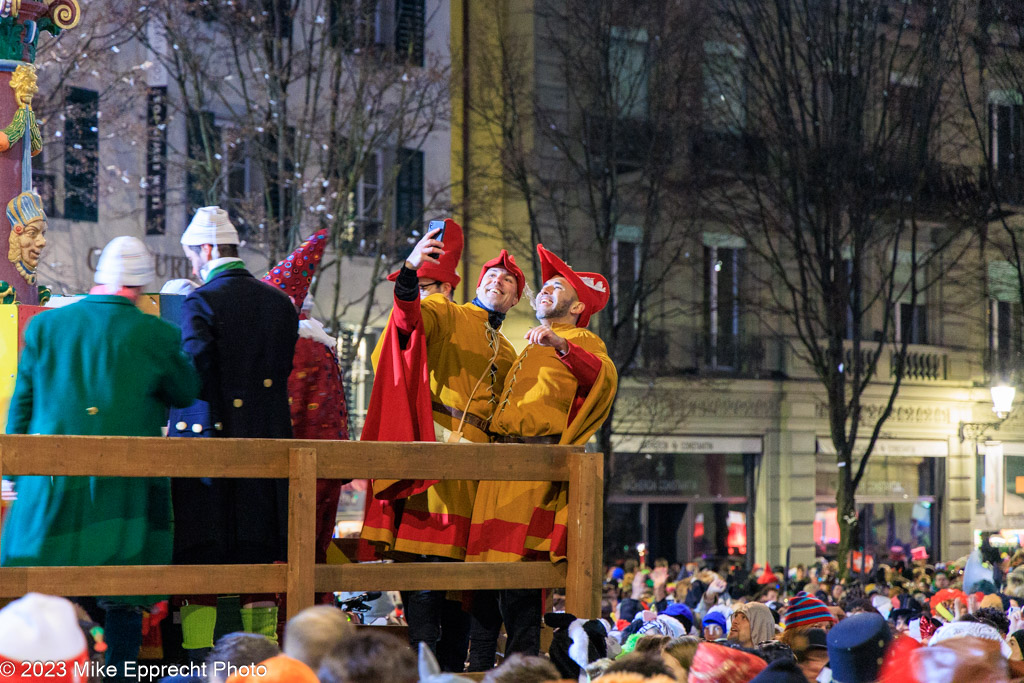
[286,447,317,619]
[565,450,603,618]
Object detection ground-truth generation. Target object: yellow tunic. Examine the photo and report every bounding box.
[466,323,617,562]
[361,294,517,559]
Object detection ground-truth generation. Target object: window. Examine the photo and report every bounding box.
[612,224,641,356]
[894,252,926,345]
[329,0,386,50]
[702,42,746,134]
[609,27,649,120]
[64,87,99,222]
[990,91,1024,179]
[395,147,423,231]
[349,151,383,255]
[988,260,1022,382]
[394,0,424,66]
[703,233,745,370]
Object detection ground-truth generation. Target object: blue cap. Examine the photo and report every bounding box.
[826,612,891,683]
[611,567,625,581]
[702,610,727,634]
[661,602,693,631]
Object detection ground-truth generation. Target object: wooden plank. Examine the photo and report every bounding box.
[316,442,577,481]
[564,451,603,619]
[315,561,566,592]
[287,447,317,619]
[0,435,576,481]
[0,565,286,597]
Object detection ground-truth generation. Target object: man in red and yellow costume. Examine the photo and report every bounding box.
[359,220,523,670]
[464,244,617,670]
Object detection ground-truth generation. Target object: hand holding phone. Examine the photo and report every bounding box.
[428,219,446,244]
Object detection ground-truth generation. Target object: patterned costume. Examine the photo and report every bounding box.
[263,229,351,563]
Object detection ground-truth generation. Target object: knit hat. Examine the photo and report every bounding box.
[387,218,463,288]
[262,228,328,306]
[702,610,728,635]
[225,655,317,683]
[661,602,693,632]
[0,593,89,683]
[477,249,525,299]
[687,642,767,683]
[94,236,155,287]
[783,593,836,631]
[927,621,1012,658]
[181,206,239,246]
[537,243,610,328]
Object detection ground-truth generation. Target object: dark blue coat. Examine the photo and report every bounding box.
[168,265,298,564]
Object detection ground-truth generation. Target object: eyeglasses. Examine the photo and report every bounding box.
[418,280,443,292]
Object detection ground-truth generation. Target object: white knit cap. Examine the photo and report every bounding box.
[0,592,88,663]
[181,206,239,246]
[160,278,198,295]
[927,620,1013,658]
[94,236,155,287]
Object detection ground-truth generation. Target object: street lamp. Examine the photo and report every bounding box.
[960,384,1017,442]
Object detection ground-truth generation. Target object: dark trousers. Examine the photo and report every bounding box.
[401,590,471,672]
[102,605,143,682]
[466,589,542,671]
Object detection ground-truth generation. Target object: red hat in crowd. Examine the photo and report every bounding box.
[477,249,525,300]
[536,244,610,328]
[687,642,766,683]
[263,228,329,306]
[388,218,464,288]
[928,588,968,617]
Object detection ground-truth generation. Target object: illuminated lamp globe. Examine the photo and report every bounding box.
[991,384,1016,419]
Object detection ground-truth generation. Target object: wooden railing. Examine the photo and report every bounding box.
[0,436,603,619]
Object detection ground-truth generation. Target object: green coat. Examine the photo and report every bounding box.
[1,295,199,606]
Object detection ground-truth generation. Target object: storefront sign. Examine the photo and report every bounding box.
[614,435,763,454]
[816,438,948,457]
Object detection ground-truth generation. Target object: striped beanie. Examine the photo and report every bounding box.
[783,593,836,631]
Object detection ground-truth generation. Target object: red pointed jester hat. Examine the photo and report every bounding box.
[387,218,464,287]
[263,228,329,306]
[536,244,609,328]
[477,249,525,300]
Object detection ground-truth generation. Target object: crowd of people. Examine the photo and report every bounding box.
[9,548,1024,682]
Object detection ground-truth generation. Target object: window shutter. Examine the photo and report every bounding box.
[395,147,423,231]
[64,87,99,222]
[394,0,424,66]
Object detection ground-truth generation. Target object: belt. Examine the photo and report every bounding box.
[431,401,492,434]
[491,434,562,444]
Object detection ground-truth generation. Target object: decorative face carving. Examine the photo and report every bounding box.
[7,191,48,283]
[10,216,45,269]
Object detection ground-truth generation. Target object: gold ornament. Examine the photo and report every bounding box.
[7,191,46,285]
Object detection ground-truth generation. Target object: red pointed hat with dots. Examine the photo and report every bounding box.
[536,244,609,328]
[263,228,329,304]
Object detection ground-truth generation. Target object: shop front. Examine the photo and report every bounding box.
[815,439,945,565]
[606,435,762,567]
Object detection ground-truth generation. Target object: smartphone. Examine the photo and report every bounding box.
[428,219,445,243]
